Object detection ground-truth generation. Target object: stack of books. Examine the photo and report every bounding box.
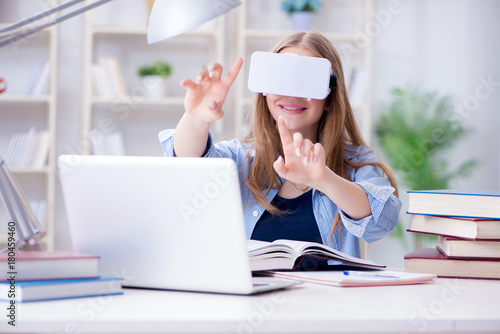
[404,189,500,280]
[0,251,123,302]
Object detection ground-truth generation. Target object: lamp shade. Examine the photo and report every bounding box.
[147,0,242,44]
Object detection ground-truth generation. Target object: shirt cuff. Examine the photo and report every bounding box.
[339,180,397,239]
[158,129,214,157]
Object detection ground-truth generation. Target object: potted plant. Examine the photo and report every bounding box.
[137,61,173,97]
[282,0,322,31]
[375,85,480,249]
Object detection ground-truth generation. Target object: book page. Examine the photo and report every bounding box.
[272,239,380,267]
[247,239,298,257]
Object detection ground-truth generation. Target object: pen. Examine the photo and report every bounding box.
[343,270,400,279]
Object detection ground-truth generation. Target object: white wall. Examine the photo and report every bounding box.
[2,1,499,264]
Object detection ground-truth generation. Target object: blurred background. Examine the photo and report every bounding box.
[0,0,499,267]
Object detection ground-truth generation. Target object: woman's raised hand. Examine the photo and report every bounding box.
[273,116,328,188]
[180,58,243,124]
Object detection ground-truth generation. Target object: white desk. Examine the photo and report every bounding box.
[3,278,500,334]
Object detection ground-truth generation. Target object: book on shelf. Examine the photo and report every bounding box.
[3,128,50,168]
[437,235,500,259]
[404,248,500,280]
[247,239,385,272]
[407,189,500,219]
[91,130,125,156]
[23,60,44,95]
[263,269,436,287]
[0,251,99,281]
[408,214,500,240]
[23,60,51,96]
[0,276,123,302]
[32,61,51,95]
[92,57,127,99]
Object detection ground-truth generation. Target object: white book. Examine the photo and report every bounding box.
[4,132,21,164]
[105,57,127,98]
[18,127,38,166]
[109,131,125,156]
[33,61,51,96]
[24,130,40,166]
[32,131,51,168]
[96,58,114,98]
[23,61,44,95]
[91,63,103,97]
[11,130,30,166]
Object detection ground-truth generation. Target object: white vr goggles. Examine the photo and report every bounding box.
[248,51,337,101]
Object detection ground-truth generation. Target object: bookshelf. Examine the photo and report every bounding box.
[80,0,227,157]
[231,0,374,144]
[0,0,58,250]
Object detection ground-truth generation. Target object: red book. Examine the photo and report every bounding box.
[0,251,99,281]
[404,248,500,280]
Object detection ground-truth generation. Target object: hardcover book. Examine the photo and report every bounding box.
[404,248,500,280]
[437,236,500,259]
[0,276,123,302]
[407,189,500,219]
[0,251,99,281]
[408,214,500,240]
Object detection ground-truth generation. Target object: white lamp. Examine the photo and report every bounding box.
[147,0,242,44]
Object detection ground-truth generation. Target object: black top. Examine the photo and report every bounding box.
[251,190,329,269]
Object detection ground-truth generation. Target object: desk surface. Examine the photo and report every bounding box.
[3,277,500,334]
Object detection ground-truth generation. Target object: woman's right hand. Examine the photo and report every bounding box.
[180,57,243,125]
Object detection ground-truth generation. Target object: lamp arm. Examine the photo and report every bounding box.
[0,0,85,34]
[0,159,45,251]
[0,0,114,48]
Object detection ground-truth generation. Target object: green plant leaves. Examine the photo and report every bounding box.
[375,85,479,191]
[137,61,173,78]
[375,85,481,245]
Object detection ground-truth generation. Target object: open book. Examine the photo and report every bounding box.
[247,239,385,271]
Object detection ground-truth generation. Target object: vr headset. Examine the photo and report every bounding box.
[248,51,337,100]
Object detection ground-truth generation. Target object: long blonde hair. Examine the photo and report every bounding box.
[244,31,398,242]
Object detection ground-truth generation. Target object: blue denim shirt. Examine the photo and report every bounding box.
[159,129,401,258]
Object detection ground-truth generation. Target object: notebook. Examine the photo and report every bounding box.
[58,155,301,294]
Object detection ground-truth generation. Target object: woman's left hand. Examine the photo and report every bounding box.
[273,116,328,188]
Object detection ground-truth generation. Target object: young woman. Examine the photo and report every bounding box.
[159,31,401,261]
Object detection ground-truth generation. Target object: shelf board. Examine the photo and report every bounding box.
[7,166,51,174]
[244,30,357,42]
[92,25,219,38]
[91,96,185,106]
[0,95,51,104]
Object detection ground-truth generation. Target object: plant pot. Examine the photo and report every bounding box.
[142,75,168,97]
[290,12,314,31]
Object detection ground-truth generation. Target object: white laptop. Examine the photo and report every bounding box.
[58,155,301,294]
